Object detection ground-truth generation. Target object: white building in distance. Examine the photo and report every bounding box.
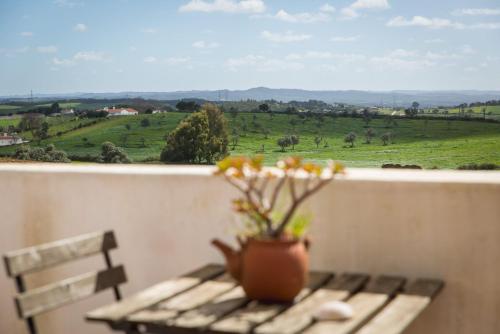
[101,107,139,116]
[0,133,23,146]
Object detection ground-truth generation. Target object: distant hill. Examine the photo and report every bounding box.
[2,87,500,107]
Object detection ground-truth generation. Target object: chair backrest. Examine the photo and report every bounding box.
[3,230,127,334]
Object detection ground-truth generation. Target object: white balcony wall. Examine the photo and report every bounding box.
[0,164,499,334]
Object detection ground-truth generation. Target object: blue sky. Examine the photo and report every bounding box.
[1,0,500,95]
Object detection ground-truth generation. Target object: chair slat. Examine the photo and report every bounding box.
[209,271,332,334]
[304,276,406,334]
[86,264,224,322]
[4,230,117,277]
[16,265,126,318]
[355,279,443,334]
[255,274,368,334]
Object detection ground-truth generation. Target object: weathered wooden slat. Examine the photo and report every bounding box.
[255,274,369,334]
[209,271,332,334]
[171,287,248,330]
[160,274,236,311]
[86,264,224,322]
[4,230,117,277]
[355,279,443,334]
[126,274,236,325]
[304,276,406,334]
[16,265,126,318]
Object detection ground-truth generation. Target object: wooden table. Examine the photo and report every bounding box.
[86,264,443,334]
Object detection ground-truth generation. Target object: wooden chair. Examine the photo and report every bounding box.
[3,230,127,334]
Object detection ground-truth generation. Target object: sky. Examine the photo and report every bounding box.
[1,0,500,95]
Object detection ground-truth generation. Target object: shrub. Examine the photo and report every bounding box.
[457,163,498,170]
[13,144,70,163]
[99,141,131,163]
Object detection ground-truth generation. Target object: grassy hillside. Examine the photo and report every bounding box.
[0,112,499,168]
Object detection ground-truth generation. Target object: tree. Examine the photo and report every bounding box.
[18,113,43,131]
[99,141,131,163]
[203,103,229,163]
[277,136,291,152]
[258,103,269,113]
[289,134,299,150]
[33,121,49,144]
[140,118,150,127]
[262,128,270,139]
[176,100,200,112]
[314,136,322,148]
[50,102,61,114]
[229,107,238,119]
[161,111,209,163]
[231,134,239,150]
[411,101,420,111]
[344,132,356,147]
[161,104,228,164]
[381,132,391,146]
[365,128,376,144]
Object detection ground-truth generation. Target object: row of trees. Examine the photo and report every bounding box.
[344,129,394,147]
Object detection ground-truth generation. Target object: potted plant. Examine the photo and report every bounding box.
[212,155,344,302]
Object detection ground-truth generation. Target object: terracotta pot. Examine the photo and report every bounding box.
[212,237,309,302]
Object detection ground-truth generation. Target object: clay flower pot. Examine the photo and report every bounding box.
[212,237,309,302]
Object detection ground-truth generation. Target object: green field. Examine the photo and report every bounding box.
[0,112,499,168]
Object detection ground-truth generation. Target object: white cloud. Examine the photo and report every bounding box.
[225,55,304,72]
[52,51,107,66]
[74,51,105,61]
[272,9,330,23]
[341,0,389,19]
[53,0,82,7]
[192,40,220,48]
[74,23,87,32]
[389,49,416,57]
[425,38,444,43]
[143,56,157,63]
[164,57,191,65]
[387,16,500,30]
[468,22,500,30]
[370,56,435,71]
[261,30,311,43]
[424,51,461,60]
[386,16,464,29]
[179,0,265,13]
[285,51,366,62]
[36,46,58,53]
[340,7,359,19]
[452,8,500,16]
[351,0,389,10]
[0,47,30,57]
[52,57,76,66]
[20,31,33,37]
[320,4,336,13]
[331,35,360,42]
[141,28,157,34]
[460,44,476,55]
